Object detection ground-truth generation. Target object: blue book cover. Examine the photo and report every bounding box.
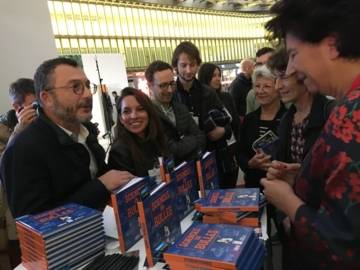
[197,151,220,197]
[164,223,256,269]
[111,177,155,253]
[196,188,260,213]
[16,203,101,238]
[170,160,199,219]
[137,181,181,267]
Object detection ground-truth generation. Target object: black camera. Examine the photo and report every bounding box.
[32,101,39,110]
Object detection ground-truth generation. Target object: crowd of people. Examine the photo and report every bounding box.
[0,0,359,269]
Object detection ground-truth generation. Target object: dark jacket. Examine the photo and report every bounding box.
[108,135,161,177]
[174,78,224,134]
[276,94,336,163]
[238,104,287,188]
[229,73,253,116]
[217,91,240,141]
[154,101,206,165]
[0,111,109,218]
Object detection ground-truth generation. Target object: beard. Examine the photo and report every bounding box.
[52,94,93,124]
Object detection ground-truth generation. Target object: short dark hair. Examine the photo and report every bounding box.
[172,41,202,67]
[8,78,35,105]
[145,61,173,83]
[256,47,274,58]
[198,63,220,87]
[266,0,360,59]
[33,57,79,101]
[267,47,288,73]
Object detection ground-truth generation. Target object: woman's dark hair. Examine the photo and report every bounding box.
[198,63,221,91]
[265,0,360,58]
[115,87,168,170]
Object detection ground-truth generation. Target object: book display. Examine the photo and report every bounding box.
[164,222,265,270]
[169,160,199,219]
[137,181,182,267]
[110,176,156,253]
[16,203,105,270]
[196,151,220,198]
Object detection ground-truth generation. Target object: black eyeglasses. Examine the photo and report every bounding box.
[155,81,176,91]
[46,80,97,95]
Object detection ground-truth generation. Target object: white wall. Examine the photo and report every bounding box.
[81,54,128,138]
[0,0,58,112]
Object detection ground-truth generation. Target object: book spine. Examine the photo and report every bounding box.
[137,201,154,267]
[167,260,224,270]
[110,194,126,253]
[164,253,236,270]
[196,160,206,198]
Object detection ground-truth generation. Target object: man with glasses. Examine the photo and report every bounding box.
[145,60,205,164]
[0,57,133,218]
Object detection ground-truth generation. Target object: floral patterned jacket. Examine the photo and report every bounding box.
[291,76,360,269]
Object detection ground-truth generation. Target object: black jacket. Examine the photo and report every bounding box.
[154,101,206,165]
[174,78,224,134]
[0,111,109,218]
[238,104,287,188]
[276,94,336,163]
[108,135,161,177]
[229,73,253,116]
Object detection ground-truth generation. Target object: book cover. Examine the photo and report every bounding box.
[164,222,256,270]
[170,160,199,219]
[137,181,181,267]
[159,156,175,182]
[110,177,154,253]
[252,130,279,158]
[195,188,260,213]
[196,152,220,198]
[16,203,101,239]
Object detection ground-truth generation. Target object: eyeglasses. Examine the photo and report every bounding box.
[46,80,97,95]
[155,81,176,91]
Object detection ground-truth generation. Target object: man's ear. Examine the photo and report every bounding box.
[12,102,21,112]
[40,90,52,107]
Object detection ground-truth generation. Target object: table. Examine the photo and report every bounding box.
[16,207,268,270]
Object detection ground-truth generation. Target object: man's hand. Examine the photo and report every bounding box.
[266,160,301,186]
[207,126,225,141]
[248,150,272,171]
[99,170,134,191]
[16,105,37,129]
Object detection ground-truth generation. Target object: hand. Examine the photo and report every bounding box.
[248,150,272,171]
[16,105,37,129]
[99,170,134,191]
[260,178,304,221]
[207,126,225,141]
[266,160,301,186]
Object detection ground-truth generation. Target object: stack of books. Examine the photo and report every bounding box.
[16,203,105,270]
[195,188,265,228]
[164,222,266,270]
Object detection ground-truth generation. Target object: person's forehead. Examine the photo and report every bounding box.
[154,69,173,82]
[53,64,87,81]
[178,53,197,64]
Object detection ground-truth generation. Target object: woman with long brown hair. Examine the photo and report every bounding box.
[108,87,168,177]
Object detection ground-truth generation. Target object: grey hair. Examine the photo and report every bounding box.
[252,64,276,83]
